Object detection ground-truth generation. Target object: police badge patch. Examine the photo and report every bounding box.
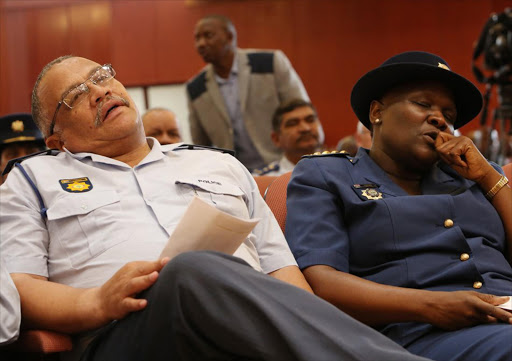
[59,177,93,193]
[352,183,383,200]
[361,188,383,200]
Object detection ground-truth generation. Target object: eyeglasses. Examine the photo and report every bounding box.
[49,64,116,136]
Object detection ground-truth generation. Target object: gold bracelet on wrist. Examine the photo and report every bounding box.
[485,175,509,201]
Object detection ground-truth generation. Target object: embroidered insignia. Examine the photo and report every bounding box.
[302,150,350,158]
[353,183,378,189]
[198,179,221,185]
[253,161,280,175]
[11,120,24,133]
[59,177,93,193]
[437,62,450,71]
[361,188,382,200]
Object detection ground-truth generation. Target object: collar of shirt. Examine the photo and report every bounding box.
[353,148,462,196]
[61,138,178,168]
[214,53,238,84]
[279,156,296,173]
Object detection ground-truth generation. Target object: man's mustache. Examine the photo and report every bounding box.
[296,132,318,143]
[95,95,130,126]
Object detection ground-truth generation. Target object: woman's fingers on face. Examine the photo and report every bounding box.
[435,132,454,146]
[436,137,471,167]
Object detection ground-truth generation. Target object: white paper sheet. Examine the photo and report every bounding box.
[159,196,260,259]
[497,297,512,311]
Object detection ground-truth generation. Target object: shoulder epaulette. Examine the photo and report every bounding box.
[2,149,59,176]
[247,52,274,74]
[187,71,207,101]
[252,161,279,176]
[173,144,235,157]
[301,150,351,159]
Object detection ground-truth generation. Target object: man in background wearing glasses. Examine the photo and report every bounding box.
[0,55,429,361]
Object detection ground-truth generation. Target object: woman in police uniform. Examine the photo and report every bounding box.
[286,51,512,361]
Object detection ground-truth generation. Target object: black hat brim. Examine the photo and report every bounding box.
[350,63,483,130]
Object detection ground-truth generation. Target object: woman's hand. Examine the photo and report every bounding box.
[424,291,511,330]
[435,133,495,183]
[304,266,512,330]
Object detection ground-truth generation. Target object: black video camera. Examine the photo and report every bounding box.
[473,8,512,85]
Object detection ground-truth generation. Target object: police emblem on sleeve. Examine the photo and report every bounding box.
[59,177,93,193]
[361,188,382,200]
[352,183,383,200]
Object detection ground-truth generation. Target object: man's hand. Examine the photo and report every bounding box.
[93,258,170,324]
[425,291,512,330]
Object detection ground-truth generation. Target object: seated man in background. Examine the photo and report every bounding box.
[335,134,358,156]
[354,120,372,149]
[0,113,45,184]
[142,107,182,145]
[336,121,372,156]
[0,55,430,361]
[253,99,323,176]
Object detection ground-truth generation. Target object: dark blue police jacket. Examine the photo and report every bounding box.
[286,147,512,350]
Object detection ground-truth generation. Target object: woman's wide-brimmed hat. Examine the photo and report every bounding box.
[350,51,483,130]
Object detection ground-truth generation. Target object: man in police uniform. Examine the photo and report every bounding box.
[187,15,310,171]
[0,257,20,346]
[0,113,45,184]
[253,99,323,176]
[0,55,429,361]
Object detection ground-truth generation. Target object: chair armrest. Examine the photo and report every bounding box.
[7,330,73,353]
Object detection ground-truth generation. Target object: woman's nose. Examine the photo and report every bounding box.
[427,111,448,131]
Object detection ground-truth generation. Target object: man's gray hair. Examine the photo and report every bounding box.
[31,55,75,137]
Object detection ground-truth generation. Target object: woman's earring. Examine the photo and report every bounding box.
[374,118,381,124]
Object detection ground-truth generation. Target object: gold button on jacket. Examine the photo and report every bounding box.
[444,219,454,228]
[473,281,482,289]
[460,253,470,261]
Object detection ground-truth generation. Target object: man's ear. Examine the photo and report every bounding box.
[271,131,281,148]
[45,134,64,151]
[369,100,383,124]
[226,29,235,46]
